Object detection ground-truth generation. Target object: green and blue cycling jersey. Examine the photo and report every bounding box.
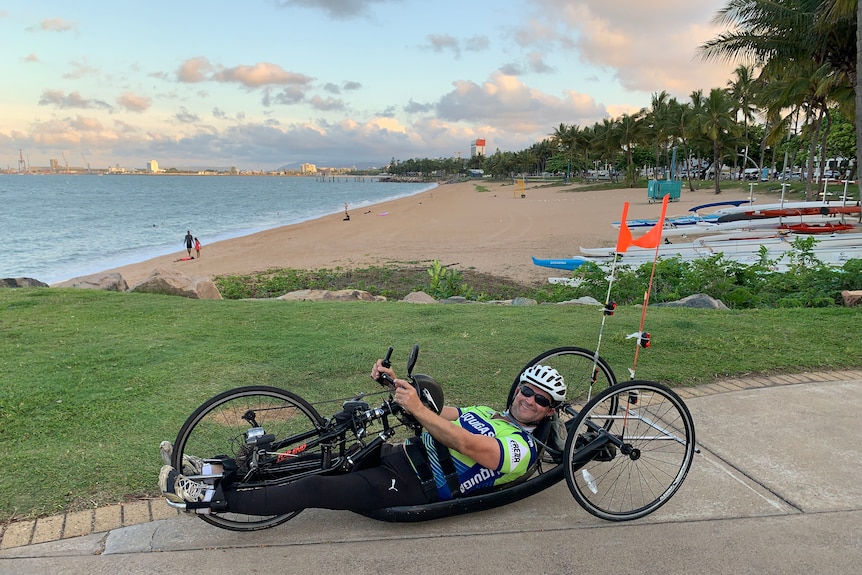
[409,405,537,500]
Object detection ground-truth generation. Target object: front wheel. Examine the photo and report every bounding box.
[564,381,696,521]
[172,385,325,531]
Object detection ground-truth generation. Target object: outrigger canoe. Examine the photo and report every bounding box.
[531,256,590,271]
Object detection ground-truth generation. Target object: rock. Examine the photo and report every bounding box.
[511,297,538,306]
[130,268,222,300]
[841,290,862,307]
[279,289,385,302]
[401,291,437,303]
[655,293,729,310]
[439,296,470,304]
[556,296,602,306]
[0,277,48,288]
[53,272,128,291]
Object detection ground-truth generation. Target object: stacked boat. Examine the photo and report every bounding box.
[532,198,862,273]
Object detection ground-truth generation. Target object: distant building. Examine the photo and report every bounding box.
[471,139,486,158]
[301,163,317,174]
[146,160,160,173]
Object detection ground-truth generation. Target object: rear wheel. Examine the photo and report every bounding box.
[507,346,617,409]
[564,381,696,521]
[172,385,325,531]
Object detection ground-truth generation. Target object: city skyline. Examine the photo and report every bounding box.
[3,1,736,171]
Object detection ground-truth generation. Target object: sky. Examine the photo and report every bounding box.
[1,0,738,171]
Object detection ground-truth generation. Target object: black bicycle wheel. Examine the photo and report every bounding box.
[564,380,696,521]
[507,347,617,409]
[172,385,325,531]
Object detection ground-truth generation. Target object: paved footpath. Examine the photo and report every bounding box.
[2,371,861,574]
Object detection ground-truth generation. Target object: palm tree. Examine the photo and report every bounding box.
[727,64,759,174]
[644,91,674,178]
[668,98,698,191]
[697,88,739,194]
[551,123,580,180]
[700,0,857,195]
[613,112,644,186]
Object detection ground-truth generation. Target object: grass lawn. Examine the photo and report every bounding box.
[1,287,861,521]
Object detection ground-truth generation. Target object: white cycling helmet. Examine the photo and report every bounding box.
[519,364,566,404]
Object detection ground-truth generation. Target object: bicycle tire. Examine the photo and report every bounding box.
[172,385,325,531]
[563,380,696,521]
[507,346,617,409]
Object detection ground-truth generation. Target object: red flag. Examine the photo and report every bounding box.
[615,194,670,253]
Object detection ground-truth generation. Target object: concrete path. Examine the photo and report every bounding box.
[2,371,861,574]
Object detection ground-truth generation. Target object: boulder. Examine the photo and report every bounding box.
[279,289,385,302]
[53,272,128,291]
[511,297,538,306]
[439,296,471,304]
[401,291,437,303]
[556,296,602,306]
[841,290,862,307]
[0,277,48,288]
[130,268,222,300]
[654,293,729,310]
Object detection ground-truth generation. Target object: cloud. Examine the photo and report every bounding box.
[512,0,735,97]
[62,58,100,80]
[404,99,433,114]
[434,72,607,133]
[175,107,200,124]
[422,34,490,59]
[499,53,553,77]
[176,58,313,90]
[38,90,113,111]
[309,95,346,111]
[117,92,152,113]
[526,52,554,74]
[342,80,362,91]
[273,0,403,20]
[213,62,313,88]
[263,86,307,106]
[464,35,490,53]
[22,53,40,63]
[426,34,461,56]
[39,18,77,32]
[177,57,214,83]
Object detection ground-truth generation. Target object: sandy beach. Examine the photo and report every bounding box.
[100,180,733,287]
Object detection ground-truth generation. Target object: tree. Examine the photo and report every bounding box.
[700,0,857,196]
[613,112,644,186]
[727,64,759,171]
[698,88,739,194]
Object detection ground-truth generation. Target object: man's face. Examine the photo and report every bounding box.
[510,383,553,424]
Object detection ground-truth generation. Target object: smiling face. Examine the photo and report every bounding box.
[509,383,554,425]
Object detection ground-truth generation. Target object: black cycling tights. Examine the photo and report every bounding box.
[222,444,431,515]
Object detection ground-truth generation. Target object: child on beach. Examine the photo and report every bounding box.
[194,238,201,258]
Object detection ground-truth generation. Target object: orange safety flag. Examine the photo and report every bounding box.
[615,193,670,253]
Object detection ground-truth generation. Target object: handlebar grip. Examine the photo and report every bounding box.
[381,346,393,369]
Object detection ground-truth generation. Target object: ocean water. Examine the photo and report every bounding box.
[0,174,434,284]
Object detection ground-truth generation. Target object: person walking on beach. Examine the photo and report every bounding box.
[343,202,350,221]
[184,231,194,257]
[194,237,201,258]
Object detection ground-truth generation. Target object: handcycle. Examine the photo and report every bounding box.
[165,345,696,531]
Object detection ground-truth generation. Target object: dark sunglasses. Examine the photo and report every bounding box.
[518,384,553,408]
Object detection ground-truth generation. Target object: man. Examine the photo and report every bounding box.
[159,362,566,514]
[183,230,194,257]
